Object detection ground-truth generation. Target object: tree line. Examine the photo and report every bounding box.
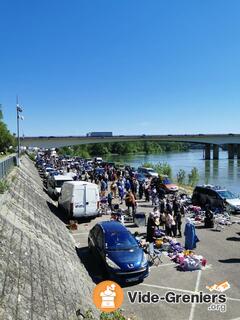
[58,141,190,158]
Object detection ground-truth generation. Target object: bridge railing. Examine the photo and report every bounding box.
[0,155,17,180]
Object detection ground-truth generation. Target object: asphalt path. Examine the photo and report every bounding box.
[69,200,240,320]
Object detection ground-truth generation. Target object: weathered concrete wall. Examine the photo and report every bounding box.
[0,156,98,320]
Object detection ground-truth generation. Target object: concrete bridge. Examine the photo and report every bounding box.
[21,134,240,160]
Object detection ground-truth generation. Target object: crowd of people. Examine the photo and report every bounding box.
[39,153,199,251]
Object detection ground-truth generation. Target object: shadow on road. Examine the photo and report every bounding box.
[138,204,153,208]
[195,226,208,229]
[226,237,240,242]
[46,201,69,224]
[218,258,240,264]
[75,246,108,284]
[75,246,143,288]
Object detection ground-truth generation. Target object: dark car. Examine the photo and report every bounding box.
[135,173,147,183]
[192,185,240,213]
[95,167,105,175]
[88,221,149,284]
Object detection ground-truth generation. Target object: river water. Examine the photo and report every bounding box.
[106,149,240,194]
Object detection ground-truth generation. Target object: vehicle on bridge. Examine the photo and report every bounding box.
[86,132,113,137]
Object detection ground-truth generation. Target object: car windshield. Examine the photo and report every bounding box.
[105,231,138,251]
[55,180,71,188]
[162,178,171,184]
[147,169,154,173]
[217,190,237,199]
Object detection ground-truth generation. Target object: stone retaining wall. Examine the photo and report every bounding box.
[0,156,98,320]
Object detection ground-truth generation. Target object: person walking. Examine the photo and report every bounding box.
[110,181,117,198]
[138,181,144,200]
[118,184,124,204]
[100,179,107,197]
[107,191,113,211]
[204,205,214,228]
[175,210,182,237]
[125,191,136,216]
[160,211,166,230]
[165,212,175,237]
[146,212,155,244]
[160,197,166,214]
[144,182,150,202]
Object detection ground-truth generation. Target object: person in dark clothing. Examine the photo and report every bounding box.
[204,206,214,228]
[160,198,166,213]
[139,182,144,200]
[166,199,173,214]
[146,212,156,243]
[173,199,180,216]
[158,188,165,200]
[107,192,113,211]
[180,204,186,216]
[175,211,182,237]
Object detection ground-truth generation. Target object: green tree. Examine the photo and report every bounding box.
[0,105,15,152]
[188,167,200,187]
[177,169,186,184]
[142,162,172,178]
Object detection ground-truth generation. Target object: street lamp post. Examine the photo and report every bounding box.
[16,96,23,166]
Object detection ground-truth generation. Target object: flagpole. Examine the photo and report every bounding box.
[16,95,23,166]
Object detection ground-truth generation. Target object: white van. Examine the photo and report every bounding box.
[47,175,73,199]
[58,181,100,219]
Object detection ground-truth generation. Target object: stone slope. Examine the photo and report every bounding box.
[0,156,98,320]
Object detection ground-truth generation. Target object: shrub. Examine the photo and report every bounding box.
[177,169,186,185]
[142,162,172,178]
[188,167,199,187]
[0,179,8,194]
[28,153,36,161]
[100,309,132,320]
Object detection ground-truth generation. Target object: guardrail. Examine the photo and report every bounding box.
[0,155,17,180]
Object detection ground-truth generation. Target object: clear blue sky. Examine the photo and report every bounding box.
[1,0,240,136]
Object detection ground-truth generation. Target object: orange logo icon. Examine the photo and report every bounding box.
[93,280,124,312]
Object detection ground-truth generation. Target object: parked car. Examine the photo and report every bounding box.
[88,221,149,284]
[192,185,240,213]
[58,181,100,219]
[135,173,147,183]
[137,167,158,178]
[43,167,55,178]
[94,157,103,164]
[158,175,179,193]
[47,174,73,199]
[95,167,105,176]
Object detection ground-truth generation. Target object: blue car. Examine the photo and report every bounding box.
[88,221,149,284]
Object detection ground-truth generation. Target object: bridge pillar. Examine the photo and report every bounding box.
[228,144,235,159]
[237,145,240,159]
[213,145,219,160]
[204,144,211,160]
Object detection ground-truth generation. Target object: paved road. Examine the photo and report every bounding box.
[69,200,240,320]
